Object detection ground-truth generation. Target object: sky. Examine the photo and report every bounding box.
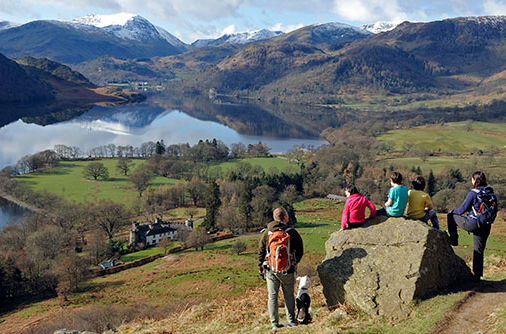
[1,0,506,43]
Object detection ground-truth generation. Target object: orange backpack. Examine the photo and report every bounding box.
[267,228,293,273]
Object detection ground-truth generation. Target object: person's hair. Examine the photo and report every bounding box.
[390,171,403,184]
[345,184,359,195]
[472,171,487,187]
[412,175,426,191]
[273,207,288,222]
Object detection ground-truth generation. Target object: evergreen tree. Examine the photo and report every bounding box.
[202,180,221,231]
[427,170,436,197]
[416,166,422,175]
[155,140,166,155]
[239,181,254,230]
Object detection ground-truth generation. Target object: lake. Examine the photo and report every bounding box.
[0,197,28,230]
[0,96,333,226]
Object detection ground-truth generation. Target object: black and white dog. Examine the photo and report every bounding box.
[295,276,312,325]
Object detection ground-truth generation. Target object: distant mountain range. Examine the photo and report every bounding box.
[0,13,397,65]
[3,13,506,109]
[272,22,372,50]
[0,14,184,64]
[191,29,284,48]
[175,16,506,104]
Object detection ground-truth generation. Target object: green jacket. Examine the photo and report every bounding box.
[258,221,304,272]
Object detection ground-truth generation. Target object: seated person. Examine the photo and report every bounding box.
[376,171,408,217]
[406,175,439,229]
[341,185,376,230]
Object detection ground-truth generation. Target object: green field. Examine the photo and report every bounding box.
[17,159,180,205]
[381,155,506,174]
[16,157,296,206]
[378,121,506,154]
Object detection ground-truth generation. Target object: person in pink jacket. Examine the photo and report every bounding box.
[341,185,377,231]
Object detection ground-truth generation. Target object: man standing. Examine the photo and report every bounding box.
[258,207,304,330]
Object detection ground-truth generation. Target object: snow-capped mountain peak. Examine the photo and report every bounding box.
[314,22,370,35]
[361,21,401,34]
[71,13,186,48]
[155,25,188,49]
[0,19,20,31]
[72,13,160,41]
[227,29,283,43]
[191,29,283,47]
[72,13,139,28]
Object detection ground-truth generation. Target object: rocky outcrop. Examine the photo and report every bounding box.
[317,217,472,319]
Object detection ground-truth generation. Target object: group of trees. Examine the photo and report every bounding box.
[50,139,271,162]
[0,172,134,305]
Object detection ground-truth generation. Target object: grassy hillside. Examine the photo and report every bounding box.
[17,159,179,205]
[377,121,506,173]
[3,198,506,334]
[17,157,297,205]
[379,121,506,154]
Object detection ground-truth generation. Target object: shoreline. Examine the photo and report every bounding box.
[0,192,38,212]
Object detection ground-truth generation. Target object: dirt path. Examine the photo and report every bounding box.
[430,279,506,334]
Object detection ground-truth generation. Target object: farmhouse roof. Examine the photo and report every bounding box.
[146,226,176,236]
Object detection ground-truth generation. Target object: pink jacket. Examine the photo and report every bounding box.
[341,193,376,230]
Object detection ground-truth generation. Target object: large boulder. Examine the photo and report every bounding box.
[317,217,472,319]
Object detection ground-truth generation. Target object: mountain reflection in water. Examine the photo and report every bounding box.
[0,97,331,168]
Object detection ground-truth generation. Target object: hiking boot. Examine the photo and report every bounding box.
[271,324,283,330]
[284,322,297,327]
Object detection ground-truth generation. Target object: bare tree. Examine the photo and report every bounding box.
[158,235,172,255]
[129,170,153,197]
[90,201,129,239]
[86,231,110,265]
[83,162,109,180]
[116,158,134,176]
[185,227,211,251]
[56,253,90,292]
[186,177,207,207]
[106,144,117,158]
[25,225,70,261]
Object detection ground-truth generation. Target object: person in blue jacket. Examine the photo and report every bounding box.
[447,171,496,282]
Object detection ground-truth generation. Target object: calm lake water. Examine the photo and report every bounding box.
[0,96,332,226]
[0,197,27,230]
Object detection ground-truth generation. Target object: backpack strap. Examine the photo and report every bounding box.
[470,189,481,217]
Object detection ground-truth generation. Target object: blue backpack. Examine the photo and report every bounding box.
[471,189,498,227]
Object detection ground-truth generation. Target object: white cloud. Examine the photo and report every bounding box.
[269,22,304,33]
[221,24,237,35]
[483,0,506,15]
[332,0,408,22]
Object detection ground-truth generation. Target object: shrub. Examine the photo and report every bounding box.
[231,240,247,255]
